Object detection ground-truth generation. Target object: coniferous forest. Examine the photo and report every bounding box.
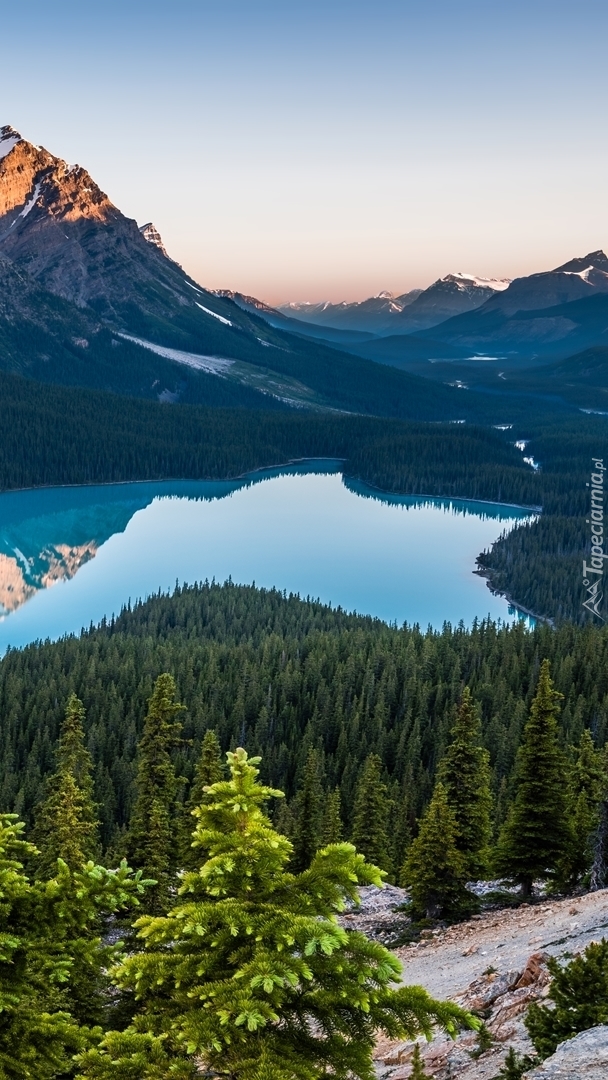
[2,583,608,1075]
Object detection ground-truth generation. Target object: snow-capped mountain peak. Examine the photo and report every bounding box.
[0,125,22,161]
[446,272,511,292]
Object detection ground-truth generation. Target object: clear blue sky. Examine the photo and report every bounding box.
[2,1,607,301]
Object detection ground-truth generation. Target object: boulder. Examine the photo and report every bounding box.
[524,1025,608,1079]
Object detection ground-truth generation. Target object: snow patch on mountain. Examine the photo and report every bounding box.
[138,222,168,257]
[449,272,511,291]
[18,182,41,221]
[195,302,233,326]
[0,126,21,161]
[116,333,234,375]
[561,266,595,281]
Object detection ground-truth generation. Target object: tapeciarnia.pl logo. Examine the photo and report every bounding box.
[582,458,605,620]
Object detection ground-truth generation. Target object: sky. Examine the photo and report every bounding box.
[1,0,607,302]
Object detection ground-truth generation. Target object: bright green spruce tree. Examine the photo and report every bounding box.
[0,813,146,1079]
[494,660,572,897]
[291,747,325,871]
[410,1043,430,1079]
[401,781,470,919]
[351,753,392,876]
[32,693,99,876]
[439,687,492,880]
[77,749,473,1080]
[127,673,185,912]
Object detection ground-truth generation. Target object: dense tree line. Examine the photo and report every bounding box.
[1,582,607,865]
[2,589,608,1074]
[479,416,606,623]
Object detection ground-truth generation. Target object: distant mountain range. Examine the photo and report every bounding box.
[279,274,510,336]
[277,291,422,335]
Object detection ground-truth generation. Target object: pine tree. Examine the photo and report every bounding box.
[291,748,325,872]
[127,674,185,912]
[32,693,98,877]
[439,687,492,880]
[182,729,224,869]
[410,1043,430,1079]
[401,782,470,920]
[497,1047,535,1079]
[0,813,146,1077]
[559,729,605,889]
[351,753,393,875]
[526,938,608,1059]
[77,749,473,1079]
[494,661,572,898]
[188,729,224,809]
[323,787,343,845]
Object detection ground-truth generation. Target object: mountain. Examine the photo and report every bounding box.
[415,251,608,359]
[216,289,376,344]
[478,250,608,317]
[278,290,422,335]
[0,124,476,421]
[395,272,511,333]
[277,275,510,337]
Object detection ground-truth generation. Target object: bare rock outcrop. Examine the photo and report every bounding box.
[374,950,549,1078]
[523,1025,608,1079]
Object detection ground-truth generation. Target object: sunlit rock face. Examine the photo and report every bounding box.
[0,484,156,620]
[0,554,36,614]
[0,542,98,617]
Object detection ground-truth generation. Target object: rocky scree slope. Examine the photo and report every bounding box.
[358,885,608,1078]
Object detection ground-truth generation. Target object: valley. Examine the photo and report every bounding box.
[0,115,607,1080]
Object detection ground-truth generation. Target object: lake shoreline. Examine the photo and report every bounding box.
[0,457,543,515]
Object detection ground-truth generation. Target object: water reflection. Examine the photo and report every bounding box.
[0,462,536,648]
[0,464,337,618]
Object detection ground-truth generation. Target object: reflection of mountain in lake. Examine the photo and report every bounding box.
[0,543,98,614]
[0,463,342,617]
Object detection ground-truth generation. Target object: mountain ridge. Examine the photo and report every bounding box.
[0,124,480,421]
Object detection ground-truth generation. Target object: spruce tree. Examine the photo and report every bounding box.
[401,782,470,920]
[559,729,605,889]
[32,693,98,877]
[127,673,185,912]
[323,787,343,845]
[78,749,473,1080]
[0,813,146,1077]
[439,687,492,880]
[494,661,571,898]
[525,938,608,1059]
[291,747,325,872]
[410,1043,430,1079]
[182,729,224,869]
[351,753,392,875]
[497,1047,535,1079]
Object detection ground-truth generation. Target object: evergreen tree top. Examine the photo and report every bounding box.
[31,694,99,876]
[80,749,474,1079]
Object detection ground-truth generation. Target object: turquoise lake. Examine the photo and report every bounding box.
[0,462,535,652]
